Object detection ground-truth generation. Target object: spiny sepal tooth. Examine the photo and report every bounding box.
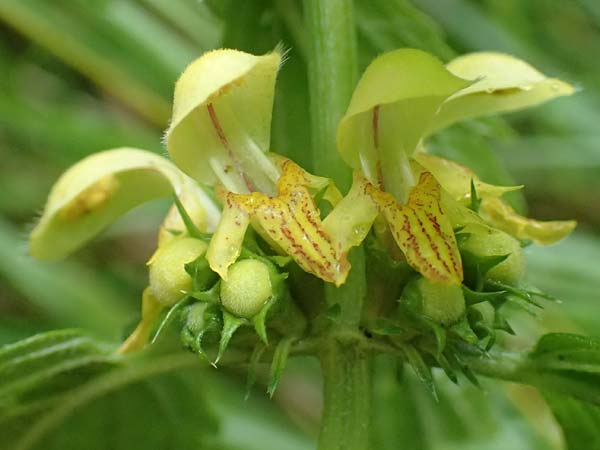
[215,311,246,365]
[449,317,479,345]
[151,296,193,345]
[400,344,438,400]
[245,343,267,400]
[267,337,294,398]
[462,285,506,306]
[179,301,222,358]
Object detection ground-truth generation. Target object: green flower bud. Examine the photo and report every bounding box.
[461,228,524,286]
[220,259,272,318]
[149,237,208,306]
[403,277,466,326]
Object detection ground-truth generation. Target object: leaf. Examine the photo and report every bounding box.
[374,356,553,450]
[465,333,600,405]
[0,219,130,336]
[526,233,600,335]
[0,330,117,406]
[531,333,600,373]
[1,352,220,450]
[543,391,600,450]
[430,52,575,133]
[0,0,173,126]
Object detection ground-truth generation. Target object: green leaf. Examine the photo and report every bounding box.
[465,333,600,405]
[0,0,173,126]
[544,391,600,450]
[0,330,117,406]
[1,350,220,450]
[531,333,600,374]
[374,357,552,450]
[0,219,130,337]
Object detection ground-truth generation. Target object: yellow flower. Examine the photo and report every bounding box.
[29,47,577,353]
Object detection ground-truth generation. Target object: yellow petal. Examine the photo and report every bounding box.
[337,48,471,200]
[366,172,463,285]
[430,52,575,133]
[29,148,217,260]
[322,172,380,256]
[166,48,282,194]
[207,159,349,286]
[413,153,522,202]
[206,198,250,280]
[327,171,463,285]
[480,197,576,245]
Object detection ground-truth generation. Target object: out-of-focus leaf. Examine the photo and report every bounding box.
[0,219,131,337]
[354,0,454,66]
[0,346,219,450]
[0,330,117,404]
[0,0,174,125]
[0,331,312,450]
[139,0,222,50]
[544,391,600,450]
[526,233,600,335]
[373,357,553,450]
[466,333,600,405]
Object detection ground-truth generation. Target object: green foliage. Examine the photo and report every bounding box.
[0,330,312,450]
[543,392,600,450]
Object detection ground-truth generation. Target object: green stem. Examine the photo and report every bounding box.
[304,2,371,449]
[318,339,372,450]
[303,0,357,190]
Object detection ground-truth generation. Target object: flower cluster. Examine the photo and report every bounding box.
[30,47,575,382]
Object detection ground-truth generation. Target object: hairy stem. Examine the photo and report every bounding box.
[318,339,372,450]
[304,0,357,190]
[304,1,372,449]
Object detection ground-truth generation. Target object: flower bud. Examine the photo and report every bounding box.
[461,228,524,286]
[220,259,272,318]
[403,277,466,326]
[149,237,208,306]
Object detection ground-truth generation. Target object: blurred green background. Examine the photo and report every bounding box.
[0,1,599,449]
